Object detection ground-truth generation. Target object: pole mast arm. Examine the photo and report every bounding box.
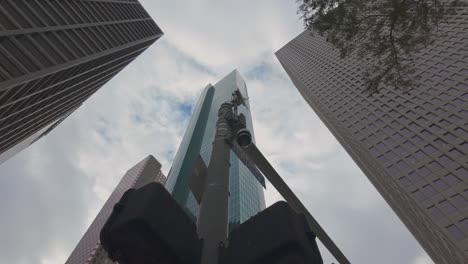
[239,142,351,264]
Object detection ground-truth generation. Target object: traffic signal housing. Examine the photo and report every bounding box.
[100,182,201,264]
[222,201,323,264]
[100,184,323,264]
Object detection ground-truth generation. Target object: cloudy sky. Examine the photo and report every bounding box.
[0,1,433,263]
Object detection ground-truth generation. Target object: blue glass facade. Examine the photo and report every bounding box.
[165,70,265,226]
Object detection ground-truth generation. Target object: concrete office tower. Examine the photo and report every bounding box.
[65,155,166,264]
[165,70,266,227]
[0,0,163,164]
[276,12,468,264]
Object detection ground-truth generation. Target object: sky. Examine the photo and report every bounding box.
[0,1,434,263]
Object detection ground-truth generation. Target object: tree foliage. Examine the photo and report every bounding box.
[297,0,460,94]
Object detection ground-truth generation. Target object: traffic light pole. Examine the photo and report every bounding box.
[197,102,234,264]
[196,91,350,264]
[99,91,350,263]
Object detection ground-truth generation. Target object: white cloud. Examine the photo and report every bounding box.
[0,1,432,264]
[141,0,303,74]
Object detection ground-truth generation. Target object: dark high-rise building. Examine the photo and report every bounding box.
[0,0,163,164]
[65,155,166,264]
[165,70,266,227]
[276,11,468,264]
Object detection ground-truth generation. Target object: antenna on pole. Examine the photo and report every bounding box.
[231,89,247,115]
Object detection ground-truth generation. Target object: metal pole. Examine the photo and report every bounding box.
[197,103,234,264]
[242,143,351,264]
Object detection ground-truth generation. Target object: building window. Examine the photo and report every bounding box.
[433,179,449,191]
[446,225,465,240]
[450,194,468,210]
[428,161,443,172]
[428,205,444,220]
[439,200,457,214]
[408,171,423,183]
[421,185,437,198]
[444,173,461,186]
[412,190,426,201]
[459,218,468,233]
[455,167,468,180]
[448,148,463,159]
[399,177,411,187]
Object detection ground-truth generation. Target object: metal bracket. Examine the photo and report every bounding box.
[189,155,208,204]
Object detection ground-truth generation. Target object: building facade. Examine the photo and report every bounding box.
[165,70,266,227]
[0,0,162,164]
[276,11,468,264]
[0,109,71,164]
[65,155,167,264]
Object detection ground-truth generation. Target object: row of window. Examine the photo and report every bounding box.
[280,22,468,252]
[0,37,152,112]
[0,0,150,30]
[0,20,158,80]
[0,40,151,154]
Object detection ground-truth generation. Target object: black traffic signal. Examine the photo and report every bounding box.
[221,201,323,264]
[100,184,323,264]
[100,183,201,264]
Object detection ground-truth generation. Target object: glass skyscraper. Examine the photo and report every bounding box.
[165,70,266,227]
